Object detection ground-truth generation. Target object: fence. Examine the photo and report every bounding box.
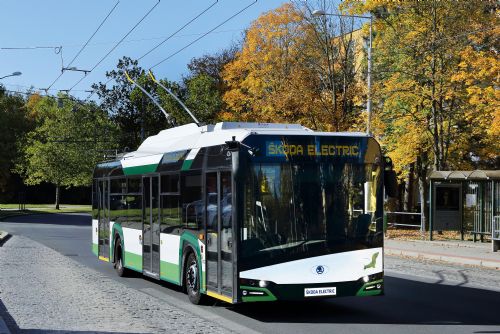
[385,211,423,231]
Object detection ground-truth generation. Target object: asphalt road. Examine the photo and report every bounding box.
[1,213,500,334]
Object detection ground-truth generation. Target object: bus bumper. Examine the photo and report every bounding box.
[240,274,384,302]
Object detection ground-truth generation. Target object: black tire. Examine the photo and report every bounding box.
[114,238,127,277]
[185,252,203,304]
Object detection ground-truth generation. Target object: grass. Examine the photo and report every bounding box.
[0,204,91,220]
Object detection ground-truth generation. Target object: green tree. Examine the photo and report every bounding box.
[92,57,175,150]
[15,95,118,209]
[184,73,222,124]
[0,87,33,192]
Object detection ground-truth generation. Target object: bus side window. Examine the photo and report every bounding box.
[126,177,142,229]
[181,173,202,230]
[161,173,181,233]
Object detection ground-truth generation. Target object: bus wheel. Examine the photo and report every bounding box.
[114,238,127,277]
[185,252,202,304]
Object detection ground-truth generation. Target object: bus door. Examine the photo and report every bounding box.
[206,171,234,300]
[143,175,160,278]
[98,179,110,260]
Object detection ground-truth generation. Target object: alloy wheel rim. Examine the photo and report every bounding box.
[187,261,198,292]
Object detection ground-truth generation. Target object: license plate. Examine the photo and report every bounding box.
[304,287,337,297]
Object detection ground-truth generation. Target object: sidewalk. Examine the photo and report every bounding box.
[385,238,500,270]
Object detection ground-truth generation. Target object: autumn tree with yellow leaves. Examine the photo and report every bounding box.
[346,0,499,222]
[222,2,366,131]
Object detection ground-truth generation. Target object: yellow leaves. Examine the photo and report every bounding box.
[222,3,318,124]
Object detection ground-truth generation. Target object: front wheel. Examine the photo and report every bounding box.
[185,252,203,304]
[114,238,127,277]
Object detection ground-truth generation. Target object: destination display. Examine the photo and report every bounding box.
[243,135,368,163]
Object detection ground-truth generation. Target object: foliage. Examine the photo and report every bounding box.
[222,2,366,131]
[92,57,174,150]
[184,73,222,124]
[222,4,319,127]
[349,0,499,173]
[15,95,118,207]
[0,88,33,192]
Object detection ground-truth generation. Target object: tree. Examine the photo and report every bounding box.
[0,88,33,192]
[222,2,364,131]
[298,0,366,131]
[92,57,175,150]
[222,3,324,128]
[184,48,238,124]
[345,0,499,225]
[184,73,222,125]
[15,95,118,209]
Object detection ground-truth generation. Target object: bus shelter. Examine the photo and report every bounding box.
[428,170,500,250]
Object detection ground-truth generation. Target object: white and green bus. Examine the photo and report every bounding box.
[92,122,396,304]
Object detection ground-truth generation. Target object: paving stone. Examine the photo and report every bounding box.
[0,236,231,334]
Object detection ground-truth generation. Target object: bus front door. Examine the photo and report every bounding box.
[206,171,234,302]
[143,175,160,278]
[98,179,110,261]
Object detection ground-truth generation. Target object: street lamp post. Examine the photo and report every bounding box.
[312,10,373,135]
[0,71,22,80]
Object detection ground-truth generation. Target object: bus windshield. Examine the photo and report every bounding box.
[240,159,383,271]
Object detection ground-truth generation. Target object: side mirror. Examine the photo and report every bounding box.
[384,170,398,198]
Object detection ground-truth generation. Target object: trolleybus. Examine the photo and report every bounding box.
[92,121,396,304]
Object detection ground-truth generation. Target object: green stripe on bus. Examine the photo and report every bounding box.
[181,159,194,171]
[92,243,98,256]
[356,279,383,297]
[240,286,277,302]
[160,261,180,284]
[124,251,142,272]
[123,164,158,175]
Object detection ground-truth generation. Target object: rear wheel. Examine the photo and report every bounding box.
[114,238,127,277]
[185,252,203,304]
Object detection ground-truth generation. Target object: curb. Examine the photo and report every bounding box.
[0,316,11,334]
[385,247,500,270]
[388,239,491,249]
[0,231,9,242]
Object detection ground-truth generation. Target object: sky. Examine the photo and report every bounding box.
[0,0,289,100]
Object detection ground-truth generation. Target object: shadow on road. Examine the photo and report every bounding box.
[1,213,91,226]
[228,276,500,326]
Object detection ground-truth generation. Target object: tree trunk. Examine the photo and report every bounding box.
[403,164,414,212]
[55,184,60,210]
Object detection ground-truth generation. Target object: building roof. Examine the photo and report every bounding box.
[429,170,500,180]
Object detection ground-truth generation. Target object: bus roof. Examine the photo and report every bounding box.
[102,122,371,174]
[123,122,369,158]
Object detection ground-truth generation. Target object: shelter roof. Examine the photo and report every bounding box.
[429,170,500,180]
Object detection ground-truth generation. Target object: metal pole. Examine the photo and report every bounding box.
[366,16,373,135]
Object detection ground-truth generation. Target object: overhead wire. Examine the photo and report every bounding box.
[66,1,120,69]
[83,0,215,102]
[137,0,219,61]
[45,1,120,91]
[68,0,161,93]
[0,29,245,51]
[149,0,258,70]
